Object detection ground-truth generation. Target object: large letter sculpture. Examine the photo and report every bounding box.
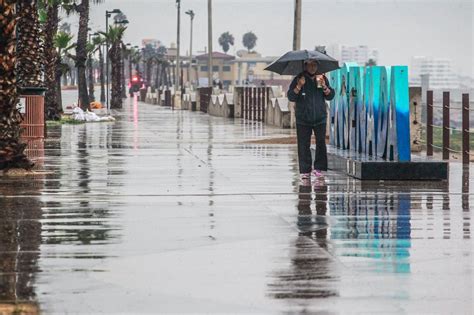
[328,64,410,162]
[387,66,410,162]
[349,67,363,152]
[377,67,391,159]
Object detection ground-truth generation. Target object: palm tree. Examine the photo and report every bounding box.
[218,32,234,54]
[154,46,167,89]
[242,31,257,53]
[91,35,106,103]
[41,0,62,120]
[100,25,126,109]
[72,0,104,109]
[16,0,45,91]
[142,44,157,87]
[86,40,98,102]
[54,31,76,112]
[0,0,34,170]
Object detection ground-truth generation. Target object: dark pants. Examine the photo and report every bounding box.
[296,123,327,173]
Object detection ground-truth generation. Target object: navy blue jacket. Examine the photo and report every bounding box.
[287,73,335,126]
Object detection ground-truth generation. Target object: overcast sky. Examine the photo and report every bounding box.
[64,0,473,76]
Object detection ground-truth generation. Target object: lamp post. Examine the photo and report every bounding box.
[207,0,213,87]
[88,31,100,102]
[105,8,122,111]
[185,9,195,87]
[175,0,181,92]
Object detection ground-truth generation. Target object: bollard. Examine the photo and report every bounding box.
[427,90,433,156]
[442,91,450,160]
[462,93,470,164]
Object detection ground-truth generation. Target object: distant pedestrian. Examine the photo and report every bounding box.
[287,59,335,181]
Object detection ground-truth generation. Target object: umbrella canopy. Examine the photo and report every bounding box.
[265,49,340,75]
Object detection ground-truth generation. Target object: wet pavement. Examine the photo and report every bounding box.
[0,93,472,314]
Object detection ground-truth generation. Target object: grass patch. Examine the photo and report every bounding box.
[46,116,85,126]
[421,126,474,152]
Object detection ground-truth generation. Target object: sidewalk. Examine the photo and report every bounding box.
[0,95,472,314]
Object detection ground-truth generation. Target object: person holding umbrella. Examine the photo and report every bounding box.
[288,60,335,180]
[265,50,339,181]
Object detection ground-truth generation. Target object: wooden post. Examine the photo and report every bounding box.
[427,90,433,156]
[257,87,261,121]
[252,87,257,121]
[442,91,450,160]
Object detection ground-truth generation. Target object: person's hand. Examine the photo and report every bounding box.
[319,75,327,89]
[297,76,306,89]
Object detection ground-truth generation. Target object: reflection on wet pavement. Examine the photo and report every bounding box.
[0,92,472,314]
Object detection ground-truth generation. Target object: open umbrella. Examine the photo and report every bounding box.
[265,49,340,75]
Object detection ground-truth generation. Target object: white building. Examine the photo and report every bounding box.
[410,56,459,89]
[325,44,379,66]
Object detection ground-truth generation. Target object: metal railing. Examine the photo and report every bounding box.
[426,90,472,164]
[241,87,270,122]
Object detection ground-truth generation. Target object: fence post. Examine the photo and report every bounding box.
[244,87,249,120]
[427,90,433,156]
[257,88,262,121]
[462,93,470,164]
[263,87,269,123]
[442,91,450,160]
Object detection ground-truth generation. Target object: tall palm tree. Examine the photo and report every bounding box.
[17,0,45,91]
[218,31,234,54]
[154,46,167,89]
[87,40,97,102]
[41,0,62,120]
[101,25,126,109]
[0,0,34,170]
[72,0,104,109]
[91,35,106,103]
[142,44,157,87]
[54,31,76,112]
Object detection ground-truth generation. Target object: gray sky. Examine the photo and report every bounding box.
[65,0,473,76]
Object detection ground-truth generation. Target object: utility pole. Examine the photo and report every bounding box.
[185,10,195,87]
[176,0,181,91]
[293,0,302,50]
[207,0,213,87]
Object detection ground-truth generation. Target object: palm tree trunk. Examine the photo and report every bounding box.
[16,0,44,90]
[76,0,90,109]
[121,48,126,98]
[88,54,95,102]
[43,3,61,120]
[99,46,106,103]
[155,63,161,88]
[110,45,122,108]
[0,0,33,170]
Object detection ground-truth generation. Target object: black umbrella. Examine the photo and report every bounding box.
[264,49,340,75]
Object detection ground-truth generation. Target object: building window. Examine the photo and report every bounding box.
[223,66,231,72]
[212,65,219,72]
[200,66,208,72]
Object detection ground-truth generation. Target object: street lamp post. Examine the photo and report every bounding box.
[175,0,181,92]
[88,32,99,102]
[185,9,195,87]
[207,0,213,88]
[105,8,122,111]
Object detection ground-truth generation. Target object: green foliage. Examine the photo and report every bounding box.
[242,31,257,52]
[218,31,234,53]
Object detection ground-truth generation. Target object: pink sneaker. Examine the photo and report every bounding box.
[312,170,323,178]
[300,173,310,180]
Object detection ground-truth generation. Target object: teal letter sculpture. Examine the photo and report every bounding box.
[328,64,411,162]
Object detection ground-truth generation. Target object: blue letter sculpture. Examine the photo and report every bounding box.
[328,64,411,162]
